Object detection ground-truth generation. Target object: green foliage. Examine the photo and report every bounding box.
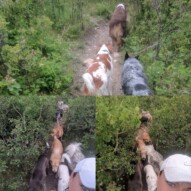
[124,0,191,95]
[0,0,88,95]
[93,2,112,19]
[0,96,95,190]
[96,97,140,190]
[65,97,96,155]
[96,97,191,190]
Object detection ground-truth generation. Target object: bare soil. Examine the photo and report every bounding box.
[70,17,124,96]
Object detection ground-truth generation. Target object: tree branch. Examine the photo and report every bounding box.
[114,129,119,152]
[135,42,158,56]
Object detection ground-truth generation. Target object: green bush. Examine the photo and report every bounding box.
[0,96,95,190]
[93,2,112,19]
[0,0,88,95]
[124,0,191,95]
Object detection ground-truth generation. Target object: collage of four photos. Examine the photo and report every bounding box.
[0,0,191,191]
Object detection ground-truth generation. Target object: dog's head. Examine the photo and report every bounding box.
[139,111,152,123]
[50,159,59,173]
[124,52,140,61]
[97,44,113,55]
[117,3,125,9]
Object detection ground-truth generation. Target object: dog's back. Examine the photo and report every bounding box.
[51,123,64,138]
[128,160,144,191]
[122,57,152,96]
[50,136,63,172]
[82,44,113,96]
[29,154,49,191]
[109,4,127,51]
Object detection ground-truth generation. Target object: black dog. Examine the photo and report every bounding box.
[29,153,49,191]
[128,160,144,191]
[122,53,152,96]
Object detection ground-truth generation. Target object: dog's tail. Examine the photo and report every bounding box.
[82,73,95,95]
[62,153,72,164]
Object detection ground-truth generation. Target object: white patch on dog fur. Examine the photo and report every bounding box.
[97,44,109,55]
[62,142,85,172]
[144,165,157,191]
[57,165,70,191]
[117,3,125,9]
[144,145,163,174]
[92,62,107,83]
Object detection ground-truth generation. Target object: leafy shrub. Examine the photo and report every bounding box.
[0,0,89,95]
[93,2,112,19]
[124,0,191,95]
[0,96,95,190]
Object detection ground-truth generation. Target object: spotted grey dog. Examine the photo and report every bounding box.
[122,53,152,96]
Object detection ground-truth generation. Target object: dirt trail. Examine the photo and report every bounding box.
[70,18,124,96]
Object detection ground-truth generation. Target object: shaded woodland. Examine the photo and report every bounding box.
[96,97,191,190]
[0,96,95,190]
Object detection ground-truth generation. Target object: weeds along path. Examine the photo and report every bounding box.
[70,18,124,96]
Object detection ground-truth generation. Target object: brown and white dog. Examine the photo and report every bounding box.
[109,4,127,52]
[82,44,113,96]
[50,135,63,173]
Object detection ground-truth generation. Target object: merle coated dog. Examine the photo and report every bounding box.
[122,53,152,96]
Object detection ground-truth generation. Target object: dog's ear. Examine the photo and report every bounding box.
[124,52,130,60]
[105,43,113,54]
[135,55,139,60]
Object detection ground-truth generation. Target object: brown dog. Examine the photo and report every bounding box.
[136,139,147,160]
[135,111,153,159]
[136,111,152,143]
[139,111,152,124]
[109,3,127,52]
[136,126,151,145]
[50,135,63,173]
[51,123,64,139]
[29,153,49,191]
